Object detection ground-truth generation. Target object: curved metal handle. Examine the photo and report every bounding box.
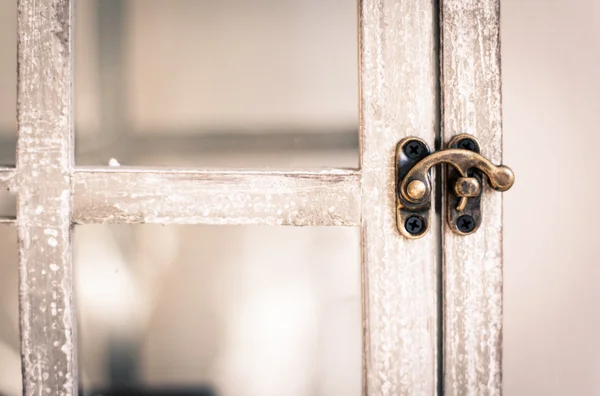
[400,148,515,205]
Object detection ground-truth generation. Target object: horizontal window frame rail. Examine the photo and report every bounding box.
[0,166,361,226]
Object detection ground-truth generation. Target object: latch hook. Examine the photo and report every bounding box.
[396,134,514,238]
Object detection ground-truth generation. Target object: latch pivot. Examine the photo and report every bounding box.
[396,134,514,238]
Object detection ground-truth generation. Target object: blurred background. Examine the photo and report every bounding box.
[0,0,599,395]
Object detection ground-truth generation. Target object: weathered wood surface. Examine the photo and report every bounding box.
[441,0,504,394]
[72,168,361,226]
[6,0,510,393]
[16,0,77,395]
[359,0,439,394]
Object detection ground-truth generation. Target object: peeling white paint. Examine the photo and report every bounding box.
[441,0,504,394]
[72,169,361,226]
[16,0,77,395]
[360,1,438,394]
[44,229,58,237]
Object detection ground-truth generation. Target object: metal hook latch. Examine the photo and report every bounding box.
[395,134,515,238]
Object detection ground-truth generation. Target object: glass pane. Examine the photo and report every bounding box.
[0,0,16,165]
[75,225,361,396]
[74,0,358,168]
[0,227,21,396]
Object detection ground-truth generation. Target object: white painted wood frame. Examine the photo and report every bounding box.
[441,0,504,395]
[7,0,504,394]
[359,0,439,395]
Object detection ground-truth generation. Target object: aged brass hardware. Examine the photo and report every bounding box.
[396,137,432,239]
[396,134,514,238]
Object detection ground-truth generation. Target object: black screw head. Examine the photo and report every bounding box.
[404,140,425,159]
[457,214,476,233]
[457,138,477,151]
[405,215,425,235]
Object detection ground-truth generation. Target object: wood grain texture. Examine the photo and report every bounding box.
[72,168,361,226]
[441,0,503,394]
[359,0,439,394]
[16,0,77,394]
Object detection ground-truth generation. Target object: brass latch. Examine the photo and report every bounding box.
[396,134,514,238]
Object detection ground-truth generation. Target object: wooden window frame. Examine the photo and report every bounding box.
[6,0,503,394]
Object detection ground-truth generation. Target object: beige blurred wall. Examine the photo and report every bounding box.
[502,0,600,394]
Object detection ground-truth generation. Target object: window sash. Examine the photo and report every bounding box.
[11,0,503,394]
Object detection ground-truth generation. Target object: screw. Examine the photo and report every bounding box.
[405,215,425,235]
[458,138,476,151]
[404,140,425,159]
[457,214,476,233]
